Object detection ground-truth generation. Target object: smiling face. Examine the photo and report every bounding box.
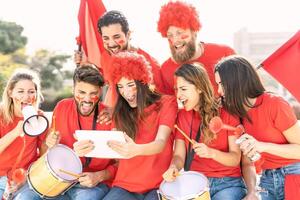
[167,26,196,63]
[117,77,137,108]
[101,23,129,55]
[74,81,101,116]
[175,76,201,111]
[9,79,37,117]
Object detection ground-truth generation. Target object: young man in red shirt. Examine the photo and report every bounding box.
[157,1,235,95]
[18,65,116,200]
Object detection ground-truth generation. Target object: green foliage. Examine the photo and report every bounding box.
[29,49,71,90]
[0,20,27,54]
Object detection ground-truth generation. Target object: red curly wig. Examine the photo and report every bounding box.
[108,51,153,85]
[157,1,201,37]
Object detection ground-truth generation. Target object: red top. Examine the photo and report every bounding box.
[112,95,178,193]
[243,93,299,170]
[176,108,242,178]
[53,98,116,181]
[0,116,46,176]
[161,42,235,95]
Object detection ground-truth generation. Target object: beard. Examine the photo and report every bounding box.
[170,37,196,63]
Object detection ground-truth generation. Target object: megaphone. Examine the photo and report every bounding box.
[22,105,49,136]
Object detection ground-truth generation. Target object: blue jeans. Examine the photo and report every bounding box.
[0,176,8,198]
[208,177,246,200]
[13,182,109,200]
[103,186,158,200]
[259,162,300,200]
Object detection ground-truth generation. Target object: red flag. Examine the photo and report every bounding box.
[77,0,106,70]
[262,30,300,102]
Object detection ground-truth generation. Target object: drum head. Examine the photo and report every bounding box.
[159,171,208,199]
[47,144,82,181]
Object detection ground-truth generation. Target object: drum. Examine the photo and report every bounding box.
[158,171,210,200]
[27,144,82,198]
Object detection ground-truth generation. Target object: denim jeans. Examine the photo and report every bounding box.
[0,176,7,198]
[102,186,158,200]
[208,177,246,200]
[13,182,109,200]
[259,162,300,200]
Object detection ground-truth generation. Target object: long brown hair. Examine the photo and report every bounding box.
[113,81,160,140]
[175,63,219,144]
[214,55,265,122]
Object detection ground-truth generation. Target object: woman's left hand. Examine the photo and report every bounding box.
[107,133,138,158]
[193,142,216,159]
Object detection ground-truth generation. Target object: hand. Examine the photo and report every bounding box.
[193,142,216,159]
[73,140,94,157]
[107,133,138,158]
[163,166,179,182]
[45,130,60,148]
[97,107,112,125]
[74,50,83,65]
[242,191,259,200]
[13,120,25,137]
[238,134,263,158]
[78,171,106,188]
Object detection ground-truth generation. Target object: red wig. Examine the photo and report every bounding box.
[109,51,153,85]
[157,1,201,37]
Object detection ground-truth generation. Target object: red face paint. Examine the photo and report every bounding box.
[180,34,189,40]
[75,94,84,102]
[168,38,174,45]
[90,95,99,103]
[29,96,36,104]
[115,39,125,45]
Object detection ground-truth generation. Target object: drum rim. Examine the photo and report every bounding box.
[46,144,82,182]
[158,171,209,199]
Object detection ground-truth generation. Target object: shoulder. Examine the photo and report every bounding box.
[203,42,235,55]
[54,98,74,111]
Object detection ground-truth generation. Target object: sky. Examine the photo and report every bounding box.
[0,0,299,63]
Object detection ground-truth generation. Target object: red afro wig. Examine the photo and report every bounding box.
[109,51,153,85]
[157,1,201,37]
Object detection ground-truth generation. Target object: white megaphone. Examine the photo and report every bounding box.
[22,105,49,136]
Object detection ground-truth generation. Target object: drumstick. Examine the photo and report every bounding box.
[59,169,81,179]
[174,125,195,145]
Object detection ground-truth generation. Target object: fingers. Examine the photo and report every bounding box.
[97,112,112,125]
[73,140,94,157]
[163,167,178,182]
[45,131,60,148]
[78,173,95,188]
[123,133,133,143]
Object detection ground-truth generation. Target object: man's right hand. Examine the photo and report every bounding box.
[45,130,60,148]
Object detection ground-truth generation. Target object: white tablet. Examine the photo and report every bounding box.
[75,130,126,159]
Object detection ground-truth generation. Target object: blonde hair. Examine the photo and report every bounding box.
[0,68,43,125]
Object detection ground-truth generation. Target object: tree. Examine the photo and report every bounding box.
[29,49,71,90]
[0,20,27,54]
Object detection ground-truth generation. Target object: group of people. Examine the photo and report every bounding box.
[1,1,300,200]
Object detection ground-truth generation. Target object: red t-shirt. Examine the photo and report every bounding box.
[176,108,242,178]
[161,42,235,95]
[0,116,46,176]
[112,95,178,193]
[243,93,299,170]
[53,98,116,179]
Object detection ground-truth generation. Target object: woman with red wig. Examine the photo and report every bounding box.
[102,51,178,200]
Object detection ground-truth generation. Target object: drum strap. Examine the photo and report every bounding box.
[77,104,99,168]
[184,111,203,171]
